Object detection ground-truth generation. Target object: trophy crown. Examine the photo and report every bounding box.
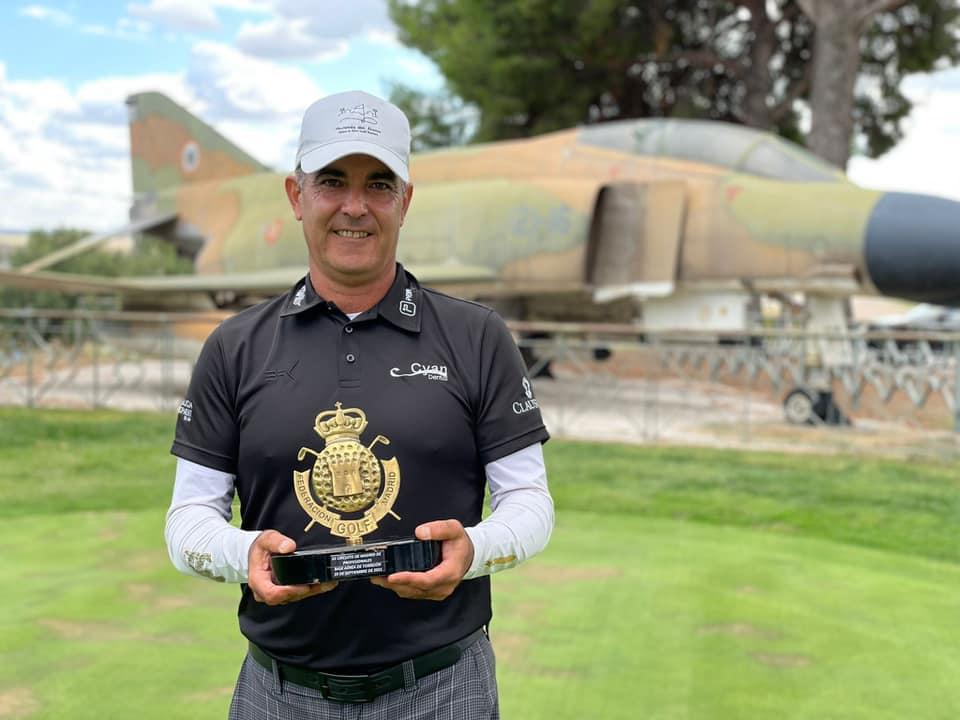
[315,402,367,442]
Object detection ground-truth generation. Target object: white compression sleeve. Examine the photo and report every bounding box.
[463,443,554,579]
[164,458,261,583]
[166,445,553,583]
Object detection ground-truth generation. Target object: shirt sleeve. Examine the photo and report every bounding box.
[473,310,550,465]
[463,442,554,579]
[164,457,261,583]
[170,326,239,473]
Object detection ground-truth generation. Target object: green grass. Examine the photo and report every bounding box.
[1,408,959,719]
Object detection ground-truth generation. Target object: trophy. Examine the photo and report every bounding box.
[271,403,441,585]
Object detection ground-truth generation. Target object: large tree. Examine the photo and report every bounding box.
[388,0,959,167]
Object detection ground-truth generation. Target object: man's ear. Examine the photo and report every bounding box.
[285,175,303,220]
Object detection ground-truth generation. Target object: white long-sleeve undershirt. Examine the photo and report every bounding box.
[164,443,553,583]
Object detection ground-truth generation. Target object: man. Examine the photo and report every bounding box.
[165,90,554,719]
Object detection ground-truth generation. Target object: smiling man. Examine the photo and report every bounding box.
[164,91,554,719]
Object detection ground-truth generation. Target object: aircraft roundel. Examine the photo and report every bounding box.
[181,141,200,174]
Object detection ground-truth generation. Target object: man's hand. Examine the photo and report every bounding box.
[370,519,474,601]
[248,530,337,605]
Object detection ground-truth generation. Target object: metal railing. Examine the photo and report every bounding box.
[3,309,960,457]
[0,308,221,412]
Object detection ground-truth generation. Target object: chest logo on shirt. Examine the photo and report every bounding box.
[390,362,448,382]
[293,402,401,544]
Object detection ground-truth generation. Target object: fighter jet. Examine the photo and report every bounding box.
[4,90,960,335]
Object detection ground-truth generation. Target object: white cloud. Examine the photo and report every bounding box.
[365,27,401,47]
[80,24,110,36]
[128,0,221,32]
[272,0,394,37]
[0,77,126,231]
[394,55,438,81]
[849,69,960,203]
[210,0,272,10]
[235,18,348,60]
[0,72,199,231]
[187,41,323,120]
[19,4,73,26]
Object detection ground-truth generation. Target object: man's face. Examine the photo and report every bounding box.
[285,153,413,289]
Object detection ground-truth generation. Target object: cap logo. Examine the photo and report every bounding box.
[336,104,382,138]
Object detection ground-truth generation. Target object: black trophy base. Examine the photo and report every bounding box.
[271,538,442,585]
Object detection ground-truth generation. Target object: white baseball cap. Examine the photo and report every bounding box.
[295,90,411,182]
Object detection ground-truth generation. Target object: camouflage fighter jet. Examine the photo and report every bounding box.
[5,91,960,333]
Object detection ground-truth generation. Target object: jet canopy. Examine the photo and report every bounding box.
[579,118,842,183]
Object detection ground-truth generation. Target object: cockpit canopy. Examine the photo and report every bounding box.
[579,118,842,183]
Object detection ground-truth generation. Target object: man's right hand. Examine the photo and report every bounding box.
[247,530,337,605]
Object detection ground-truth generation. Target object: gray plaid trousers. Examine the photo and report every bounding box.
[228,635,499,720]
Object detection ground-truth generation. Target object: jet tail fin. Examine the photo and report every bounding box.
[126,92,270,199]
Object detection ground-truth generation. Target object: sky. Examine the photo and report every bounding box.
[1,1,960,233]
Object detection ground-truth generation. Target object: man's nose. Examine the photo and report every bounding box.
[341,187,368,217]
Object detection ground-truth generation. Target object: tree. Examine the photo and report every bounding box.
[797,0,906,166]
[388,0,960,167]
[0,229,193,309]
[387,84,476,151]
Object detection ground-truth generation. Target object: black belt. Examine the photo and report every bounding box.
[247,628,485,703]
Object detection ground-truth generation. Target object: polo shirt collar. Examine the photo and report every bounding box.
[279,264,422,333]
[279,273,326,317]
[376,264,422,333]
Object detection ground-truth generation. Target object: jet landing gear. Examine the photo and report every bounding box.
[783,388,851,426]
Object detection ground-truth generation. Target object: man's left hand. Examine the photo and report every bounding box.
[370,519,474,601]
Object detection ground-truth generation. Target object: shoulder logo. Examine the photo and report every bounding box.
[513,377,540,415]
[178,399,193,423]
[390,362,448,382]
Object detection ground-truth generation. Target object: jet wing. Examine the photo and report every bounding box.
[0,263,498,304]
[18,213,179,273]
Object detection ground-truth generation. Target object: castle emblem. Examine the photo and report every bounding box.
[293,403,401,545]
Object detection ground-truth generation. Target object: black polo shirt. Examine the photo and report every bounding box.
[171,264,549,670]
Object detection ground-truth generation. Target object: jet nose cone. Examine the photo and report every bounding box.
[865,192,960,305]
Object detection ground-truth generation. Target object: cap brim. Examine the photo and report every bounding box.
[298,140,409,183]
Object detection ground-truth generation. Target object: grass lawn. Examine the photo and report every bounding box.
[0,408,958,719]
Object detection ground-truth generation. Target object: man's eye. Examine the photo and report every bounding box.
[370,182,393,191]
[317,177,342,188]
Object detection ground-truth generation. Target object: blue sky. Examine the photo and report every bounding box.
[0,0,444,231]
[1,1,959,232]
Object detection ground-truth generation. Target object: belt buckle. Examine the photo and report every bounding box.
[320,674,374,703]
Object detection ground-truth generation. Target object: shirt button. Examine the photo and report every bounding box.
[344,326,354,334]
[345,353,356,363]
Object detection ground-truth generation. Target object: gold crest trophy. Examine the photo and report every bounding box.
[271,403,441,585]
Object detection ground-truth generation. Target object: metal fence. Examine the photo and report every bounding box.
[4,309,960,458]
[0,308,213,412]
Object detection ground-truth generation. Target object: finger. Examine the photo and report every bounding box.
[415,519,463,541]
[258,581,336,606]
[258,530,297,555]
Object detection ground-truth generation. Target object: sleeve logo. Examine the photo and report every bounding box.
[513,377,540,414]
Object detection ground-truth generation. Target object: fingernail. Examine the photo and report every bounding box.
[279,540,294,553]
[419,526,431,540]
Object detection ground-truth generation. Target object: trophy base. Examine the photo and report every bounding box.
[271,538,442,585]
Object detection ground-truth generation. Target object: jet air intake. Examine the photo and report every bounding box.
[586,181,686,302]
[865,192,960,306]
